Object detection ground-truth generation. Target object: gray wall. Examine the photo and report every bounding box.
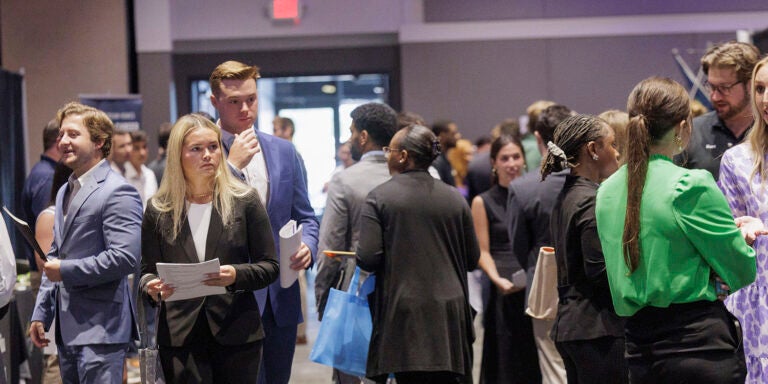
[402,31,733,139]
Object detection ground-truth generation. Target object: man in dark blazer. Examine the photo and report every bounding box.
[29,102,143,383]
[209,60,319,384]
[431,119,460,186]
[507,104,572,384]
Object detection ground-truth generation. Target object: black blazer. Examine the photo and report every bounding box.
[507,168,568,302]
[549,175,624,342]
[140,190,278,347]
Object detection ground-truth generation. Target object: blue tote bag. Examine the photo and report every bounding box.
[310,267,375,377]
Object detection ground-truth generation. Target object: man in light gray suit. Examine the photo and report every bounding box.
[29,102,143,384]
[314,102,398,384]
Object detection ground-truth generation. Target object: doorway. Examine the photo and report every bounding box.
[190,73,390,214]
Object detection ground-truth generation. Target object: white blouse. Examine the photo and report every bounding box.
[187,202,212,262]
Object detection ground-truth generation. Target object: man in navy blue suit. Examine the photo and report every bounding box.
[210,60,319,384]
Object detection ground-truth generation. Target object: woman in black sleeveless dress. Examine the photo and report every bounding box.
[471,134,541,383]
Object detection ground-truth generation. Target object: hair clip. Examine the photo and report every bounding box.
[432,139,441,156]
[546,141,569,169]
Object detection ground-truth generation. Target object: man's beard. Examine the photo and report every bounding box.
[350,143,362,161]
[718,96,751,121]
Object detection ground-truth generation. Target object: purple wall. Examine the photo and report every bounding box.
[424,0,768,22]
[401,32,733,141]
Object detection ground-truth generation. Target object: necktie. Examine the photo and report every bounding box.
[64,179,81,215]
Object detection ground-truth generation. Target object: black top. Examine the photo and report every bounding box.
[432,153,456,186]
[550,175,624,341]
[675,110,750,180]
[480,184,522,275]
[20,154,58,270]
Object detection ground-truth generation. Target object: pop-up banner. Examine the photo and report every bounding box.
[79,94,142,131]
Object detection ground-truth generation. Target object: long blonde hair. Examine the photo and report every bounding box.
[746,57,768,189]
[151,114,252,240]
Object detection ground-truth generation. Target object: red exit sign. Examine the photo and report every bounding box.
[272,0,301,21]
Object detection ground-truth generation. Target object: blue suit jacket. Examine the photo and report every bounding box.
[222,129,319,327]
[31,160,143,346]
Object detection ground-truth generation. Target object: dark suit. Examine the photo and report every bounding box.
[221,128,319,384]
[507,168,567,301]
[140,190,278,383]
[507,167,568,382]
[432,153,456,186]
[466,151,492,203]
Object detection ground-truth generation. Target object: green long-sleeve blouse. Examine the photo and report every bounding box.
[595,154,756,316]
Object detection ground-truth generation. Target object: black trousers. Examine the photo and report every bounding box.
[624,300,745,384]
[556,336,628,384]
[160,312,263,384]
[374,371,467,384]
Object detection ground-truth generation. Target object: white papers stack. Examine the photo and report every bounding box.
[156,258,226,302]
[279,220,303,288]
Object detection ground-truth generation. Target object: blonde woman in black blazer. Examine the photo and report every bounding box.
[140,114,278,383]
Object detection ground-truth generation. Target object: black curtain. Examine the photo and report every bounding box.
[0,69,25,257]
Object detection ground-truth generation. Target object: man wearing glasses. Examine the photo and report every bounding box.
[676,41,760,178]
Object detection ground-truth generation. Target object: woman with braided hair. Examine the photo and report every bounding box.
[595,77,760,383]
[542,114,625,383]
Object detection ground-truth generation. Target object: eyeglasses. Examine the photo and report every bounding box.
[382,146,403,158]
[704,80,743,96]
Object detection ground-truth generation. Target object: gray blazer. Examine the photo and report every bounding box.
[31,160,143,346]
[315,152,390,317]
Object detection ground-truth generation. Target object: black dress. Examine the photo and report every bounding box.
[479,185,541,384]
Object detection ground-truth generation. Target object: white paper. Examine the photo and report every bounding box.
[279,220,302,288]
[156,258,226,302]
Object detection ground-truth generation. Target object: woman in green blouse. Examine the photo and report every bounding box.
[595,77,761,383]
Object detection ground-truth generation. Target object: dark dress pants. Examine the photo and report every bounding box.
[257,298,298,384]
[555,336,628,384]
[160,311,263,383]
[624,300,745,384]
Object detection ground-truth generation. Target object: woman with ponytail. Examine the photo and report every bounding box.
[718,56,768,382]
[595,77,760,383]
[357,125,479,383]
[543,114,626,383]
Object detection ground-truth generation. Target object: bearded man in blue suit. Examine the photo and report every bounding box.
[210,60,319,384]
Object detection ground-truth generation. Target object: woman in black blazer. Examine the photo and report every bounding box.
[541,114,626,383]
[357,125,480,384]
[140,114,278,384]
